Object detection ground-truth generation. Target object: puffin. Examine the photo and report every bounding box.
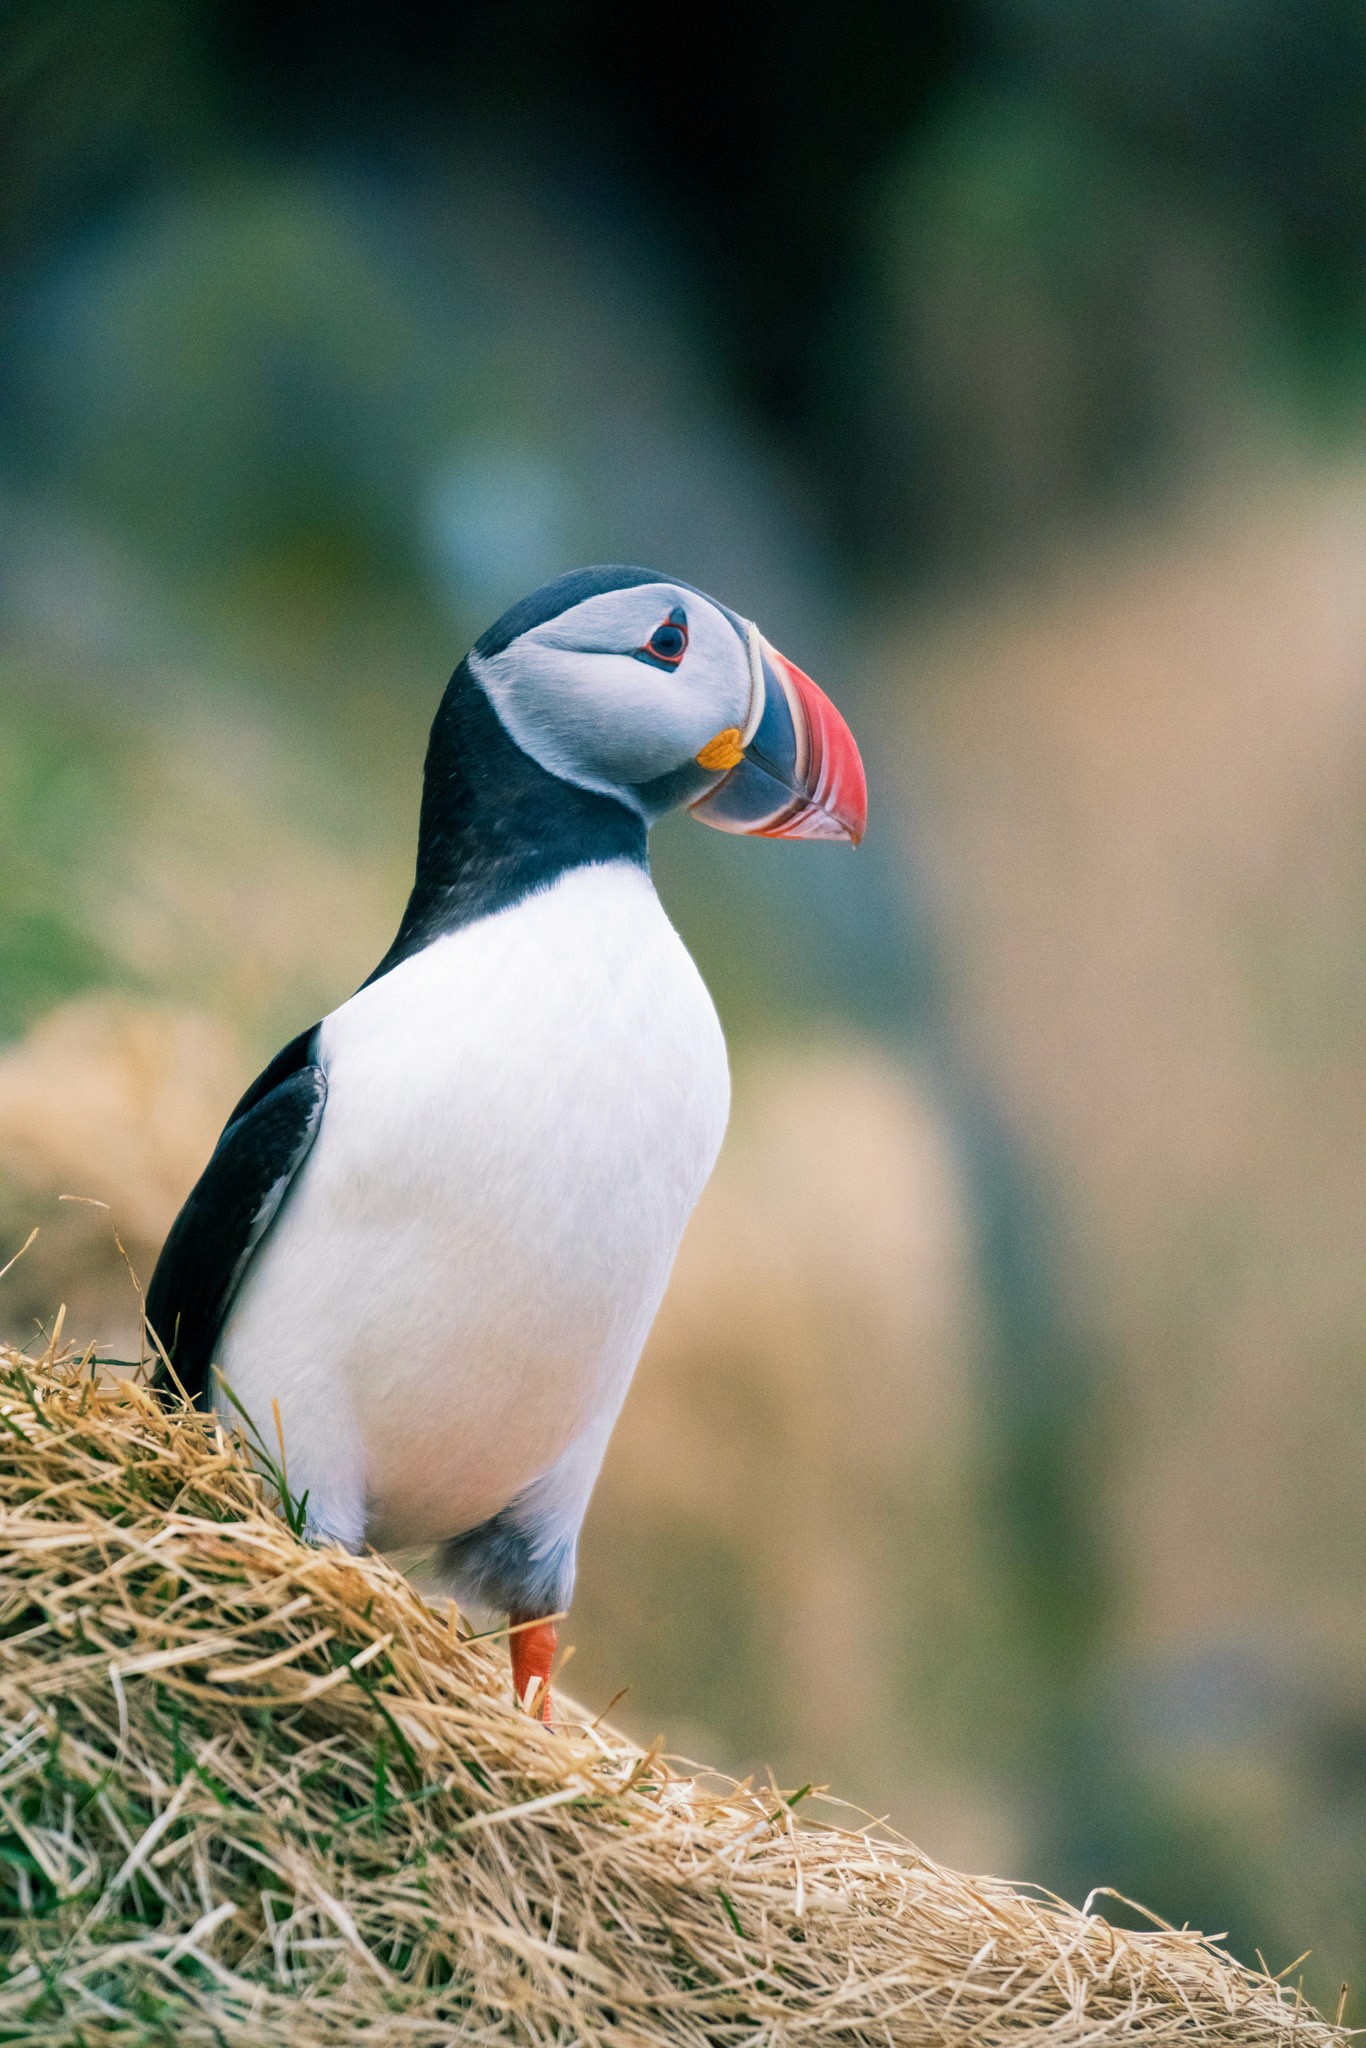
[146,565,867,1719]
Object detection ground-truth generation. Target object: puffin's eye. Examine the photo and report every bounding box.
[636,608,689,670]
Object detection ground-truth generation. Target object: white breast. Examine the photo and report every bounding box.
[215,862,729,1550]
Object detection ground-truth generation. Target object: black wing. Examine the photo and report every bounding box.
[146,1024,327,1408]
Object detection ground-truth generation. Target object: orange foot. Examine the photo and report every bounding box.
[509,1616,557,1724]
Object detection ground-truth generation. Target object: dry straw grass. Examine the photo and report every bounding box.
[0,1335,1343,2047]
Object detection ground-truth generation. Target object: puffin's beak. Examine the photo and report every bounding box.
[688,629,868,845]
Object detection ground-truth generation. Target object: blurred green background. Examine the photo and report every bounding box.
[1,0,1363,2010]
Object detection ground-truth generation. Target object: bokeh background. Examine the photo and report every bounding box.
[2,0,1363,2009]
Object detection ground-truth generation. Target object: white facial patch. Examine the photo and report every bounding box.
[470,584,753,803]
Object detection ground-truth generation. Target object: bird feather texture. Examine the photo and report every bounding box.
[213,861,730,1575]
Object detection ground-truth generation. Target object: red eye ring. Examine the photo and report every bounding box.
[636,608,689,670]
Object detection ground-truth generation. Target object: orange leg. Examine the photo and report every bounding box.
[509,1616,558,1723]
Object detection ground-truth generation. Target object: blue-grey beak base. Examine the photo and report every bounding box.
[686,650,803,834]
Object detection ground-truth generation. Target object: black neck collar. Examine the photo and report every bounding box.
[364,659,648,986]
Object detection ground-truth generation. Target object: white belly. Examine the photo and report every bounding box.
[216,862,729,1549]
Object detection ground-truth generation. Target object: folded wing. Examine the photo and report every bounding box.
[146,1025,327,1407]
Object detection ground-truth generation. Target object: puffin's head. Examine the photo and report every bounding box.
[467,565,867,845]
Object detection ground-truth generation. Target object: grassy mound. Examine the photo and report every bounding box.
[0,1340,1343,2046]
